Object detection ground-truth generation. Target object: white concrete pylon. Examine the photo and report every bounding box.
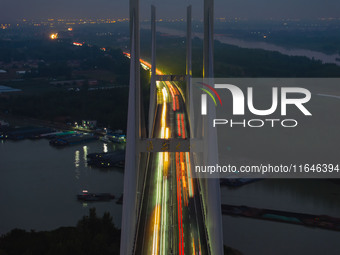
[186,5,192,119]
[148,5,157,138]
[120,0,141,254]
[203,0,224,254]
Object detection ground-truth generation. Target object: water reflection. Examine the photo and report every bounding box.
[74,150,80,179]
[83,146,88,167]
[111,143,126,151]
[75,150,80,168]
[103,143,108,153]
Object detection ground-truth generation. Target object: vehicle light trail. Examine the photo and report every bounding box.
[181,114,186,139]
[152,83,171,255]
[186,153,194,198]
[192,237,196,254]
[177,114,182,137]
[129,53,208,255]
[176,152,185,255]
[123,52,163,75]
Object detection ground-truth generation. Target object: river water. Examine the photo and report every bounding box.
[155,26,340,66]
[0,139,125,234]
[221,180,340,255]
[1,139,340,254]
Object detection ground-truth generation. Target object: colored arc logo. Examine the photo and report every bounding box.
[197,82,222,106]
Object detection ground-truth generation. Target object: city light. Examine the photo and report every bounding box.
[73,42,83,47]
[50,33,58,40]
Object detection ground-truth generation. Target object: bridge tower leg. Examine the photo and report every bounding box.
[148,5,157,137]
[186,5,192,117]
[202,0,224,254]
[120,0,145,254]
[204,0,214,79]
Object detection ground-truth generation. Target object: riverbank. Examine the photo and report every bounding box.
[0,208,242,255]
[0,208,121,255]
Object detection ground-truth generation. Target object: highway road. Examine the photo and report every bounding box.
[126,54,209,255]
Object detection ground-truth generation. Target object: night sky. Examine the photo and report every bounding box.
[1,0,340,21]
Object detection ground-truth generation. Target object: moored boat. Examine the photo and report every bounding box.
[77,190,115,202]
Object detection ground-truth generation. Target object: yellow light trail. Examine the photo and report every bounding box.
[192,237,196,255]
[186,153,194,198]
[152,84,170,255]
[152,150,163,254]
[123,52,164,75]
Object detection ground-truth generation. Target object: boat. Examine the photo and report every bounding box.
[105,130,126,143]
[110,133,126,143]
[50,134,96,146]
[77,190,115,202]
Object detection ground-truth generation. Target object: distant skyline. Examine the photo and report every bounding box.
[1,0,340,22]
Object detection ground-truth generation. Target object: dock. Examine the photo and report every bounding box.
[222,204,340,231]
[4,126,54,140]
